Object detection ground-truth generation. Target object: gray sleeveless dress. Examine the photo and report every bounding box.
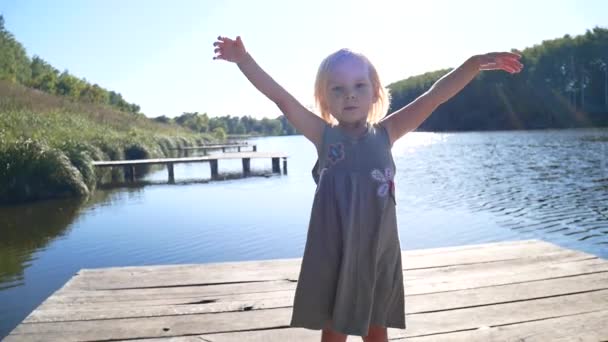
[289,122,406,336]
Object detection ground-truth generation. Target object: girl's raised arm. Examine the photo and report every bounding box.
[213,36,325,150]
[379,52,523,145]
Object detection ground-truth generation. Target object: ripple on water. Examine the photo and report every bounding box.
[393,128,608,252]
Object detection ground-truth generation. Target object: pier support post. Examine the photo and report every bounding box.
[210,159,218,179]
[272,157,280,173]
[253,145,257,152]
[168,163,175,183]
[125,165,135,182]
[242,158,251,176]
[282,157,288,175]
[238,146,241,152]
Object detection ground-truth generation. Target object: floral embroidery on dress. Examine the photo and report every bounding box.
[371,167,395,197]
[327,143,345,165]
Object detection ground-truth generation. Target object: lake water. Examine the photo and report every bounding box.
[1,128,607,337]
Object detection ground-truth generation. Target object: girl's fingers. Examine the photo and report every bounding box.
[494,56,522,70]
[500,52,521,60]
[504,59,523,71]
[495,51,521,60]
[505,61,521,73]
[216,36,234,44]
[479,52,523,72]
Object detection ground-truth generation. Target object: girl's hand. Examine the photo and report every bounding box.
[213,36,249,64]
[477,52,523,74]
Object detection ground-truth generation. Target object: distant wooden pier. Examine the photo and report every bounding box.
[93,151,288,183]
[6,239,608,341]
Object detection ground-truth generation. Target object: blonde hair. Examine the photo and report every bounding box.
[314,49,389,125]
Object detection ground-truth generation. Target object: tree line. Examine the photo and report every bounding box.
[0,15,140,114]
[154,112,297,137]
[388,27,608,131]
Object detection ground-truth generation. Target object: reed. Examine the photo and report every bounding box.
[0,81,214,204]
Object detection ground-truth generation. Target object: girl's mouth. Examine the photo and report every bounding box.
[344,106,358,111]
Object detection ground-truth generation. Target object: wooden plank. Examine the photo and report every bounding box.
[6,307,291,342]
[61,249,594,291]
[92,152,289,167]
[50,280,296,303]
[41,257,608,309]
[43,259,608,308]
[402,238,555,257]
[128,310,608,342]
[61,239,560,281]
[42,260,608,317]
[405,258,606,295]
[7,290,608,341]
[399,309,608,342]
[133,328,321,342]
[25,270,608,323]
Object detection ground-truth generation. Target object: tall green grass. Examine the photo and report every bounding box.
[0,80,216,204]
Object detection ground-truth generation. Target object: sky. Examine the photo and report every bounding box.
[1,0,606,119]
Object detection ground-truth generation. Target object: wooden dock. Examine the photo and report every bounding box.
[6,239,608,341]
[92,152,288,183]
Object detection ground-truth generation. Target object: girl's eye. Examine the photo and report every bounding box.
[331,86,344,92]
[356,83,367,88]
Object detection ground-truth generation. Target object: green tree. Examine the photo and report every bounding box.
[212,127,226,140]
[153,115,172,124]
[79,83,109,104]
[29,56,59,93]
[0,15,31,84]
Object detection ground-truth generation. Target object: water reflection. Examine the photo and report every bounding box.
[0,198,84,289]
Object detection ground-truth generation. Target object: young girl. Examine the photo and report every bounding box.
[213,35,522,342]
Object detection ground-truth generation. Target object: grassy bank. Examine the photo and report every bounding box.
[0,81,217,205]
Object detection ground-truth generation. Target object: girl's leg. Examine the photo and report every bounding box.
[361,324,388,342]
[321,329,348,342]
[321,320,348,342]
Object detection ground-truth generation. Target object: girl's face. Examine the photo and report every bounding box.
[325,57,376,124]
